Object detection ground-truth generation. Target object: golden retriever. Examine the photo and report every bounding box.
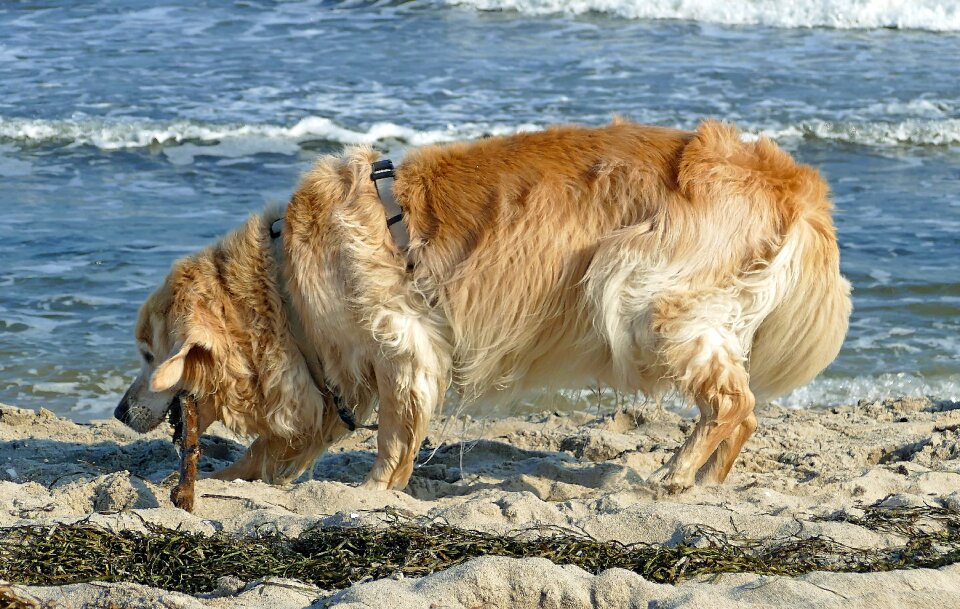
[115,119,851,492]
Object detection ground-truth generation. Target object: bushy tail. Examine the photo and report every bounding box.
[747,219,852,400]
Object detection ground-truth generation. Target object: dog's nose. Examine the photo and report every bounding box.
[114,399,131,424]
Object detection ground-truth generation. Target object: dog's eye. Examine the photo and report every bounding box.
[140,350,154,364]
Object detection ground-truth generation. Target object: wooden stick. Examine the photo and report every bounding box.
[170,393,200,512]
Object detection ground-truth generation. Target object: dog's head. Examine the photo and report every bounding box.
[115,258,228,433]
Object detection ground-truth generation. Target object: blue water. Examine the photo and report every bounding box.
[1,1,958,420]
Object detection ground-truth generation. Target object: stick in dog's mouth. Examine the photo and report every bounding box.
[169,392,200,512]
[167,392,184,446]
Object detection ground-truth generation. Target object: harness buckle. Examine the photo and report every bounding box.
[370,159,395,181]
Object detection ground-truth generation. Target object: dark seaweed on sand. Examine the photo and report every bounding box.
[1,503,958,596]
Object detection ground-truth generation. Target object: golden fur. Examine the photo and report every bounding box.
[117,119,851,491]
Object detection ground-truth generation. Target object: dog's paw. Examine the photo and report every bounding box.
[359,478,390,491]
[661,479,693,494]
[646,466,694,495]
[646,464,669,483]
[647,480,693,496]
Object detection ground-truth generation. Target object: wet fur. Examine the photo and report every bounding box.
[125,119,851,491]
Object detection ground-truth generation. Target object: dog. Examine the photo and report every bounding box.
[114,119,851,492]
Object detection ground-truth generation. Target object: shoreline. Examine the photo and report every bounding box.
[2,397,959,608]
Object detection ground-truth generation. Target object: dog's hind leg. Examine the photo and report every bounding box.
[651,292,756,492]
[363,364,446,491]
[695,411,757,484]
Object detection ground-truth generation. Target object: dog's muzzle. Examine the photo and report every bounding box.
[114,391,133,425]
[113,403,130,425]
[114,385,181,432]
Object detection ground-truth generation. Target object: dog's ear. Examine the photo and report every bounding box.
[151,257,243,395]
[151,341,194,392]
[150,287,224,393]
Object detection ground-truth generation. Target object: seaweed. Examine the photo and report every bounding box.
[1,503,958,596]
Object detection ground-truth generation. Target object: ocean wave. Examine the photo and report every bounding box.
[778,372,960,408]
[2,116,958,154]
[860,99,956,119]
[446,0,960,31]
[745,118,960,147]
[0,116,539,151]
[47,373,960,421]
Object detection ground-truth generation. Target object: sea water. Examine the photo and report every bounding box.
[1,0,958,420]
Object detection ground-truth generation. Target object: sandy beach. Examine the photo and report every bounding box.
[2,396,959,608]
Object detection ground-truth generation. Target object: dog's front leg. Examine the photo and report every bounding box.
[209,447,263,482]
[211,434,324,483]
[363,365,442,491]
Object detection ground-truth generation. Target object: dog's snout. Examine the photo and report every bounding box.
[114,398,131,424]
[115,382,136,424]
[114,379,178,433]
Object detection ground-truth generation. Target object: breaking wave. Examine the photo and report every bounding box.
[2,115,959,154]
[0,116,539,151]
[445,0,960,31]
[747,118,960,147]
[779,373,960,409]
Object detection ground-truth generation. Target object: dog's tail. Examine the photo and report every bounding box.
[677,121,852,400]
[745,220,852,401]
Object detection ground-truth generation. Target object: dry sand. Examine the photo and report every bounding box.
[2,396,960,608]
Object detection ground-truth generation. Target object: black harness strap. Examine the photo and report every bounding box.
[370,159,410,250]
[370,158,395,181]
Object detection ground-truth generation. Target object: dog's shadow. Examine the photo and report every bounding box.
[6,430,647,506]
[2,434,247,488]
[313,438,647,501]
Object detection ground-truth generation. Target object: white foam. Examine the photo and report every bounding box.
[778,372,960,408]
[446,0,960,31]
[861,99,955,119]
[3,114,959,153]
[0,116,540,152]
[0,311,68,336]
[500,372,960,418]
[31,382,81,395]
[73,395,124,419]
[744,119,960,147]
[15,259,90,275]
